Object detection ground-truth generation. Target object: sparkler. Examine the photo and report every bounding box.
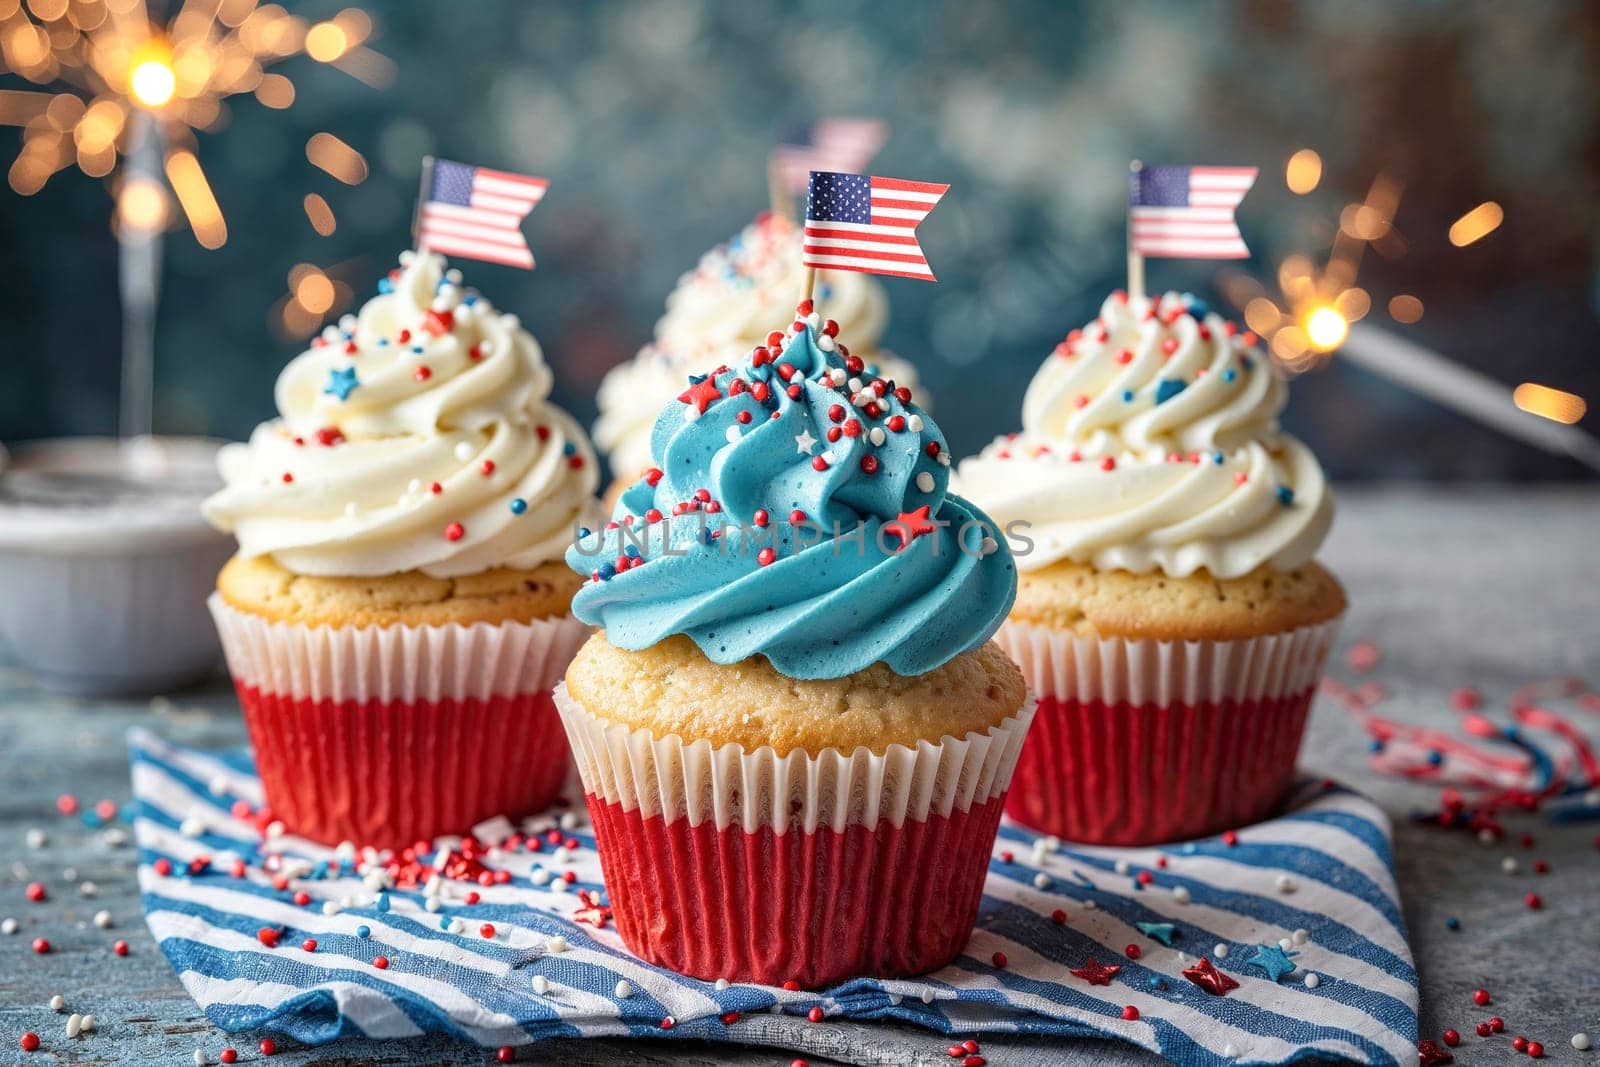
[1220,155,1597,471]
[1,0,388,436]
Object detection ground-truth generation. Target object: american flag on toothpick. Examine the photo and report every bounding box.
[415,157,548,270]
[1129,164,1258,259]
[770,119,889,196]
[803,171,949,281]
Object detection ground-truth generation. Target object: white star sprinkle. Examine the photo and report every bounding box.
[794,429,816,455]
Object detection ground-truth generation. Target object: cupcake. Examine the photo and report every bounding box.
[203,250,601,848]
[593,212,923,500]
[558,308,1028,986]
[954,290,1344,846]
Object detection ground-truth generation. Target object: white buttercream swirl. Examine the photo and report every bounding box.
[203,250,599,579]
[593,212,922,475]
[954,291,1332,579]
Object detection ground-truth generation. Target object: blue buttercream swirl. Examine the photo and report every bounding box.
[567,319,1016,679]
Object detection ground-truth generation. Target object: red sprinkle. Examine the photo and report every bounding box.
[25,882,45,902]
[221,1050,238,1065]
[963,1057,986,1067]
[1442,1029,1460,1047]
[991,951,1008,968]
[293,891,311,907]
[1473,989,1492,1006]
[720,1012,741,1025]
[1125,944,1142,960]
[414,366,432,382]
[257,928,280,948]
[32,937,50,954]
[1477,1023,1493,1038]
[55,794,78,814]
[1051,909,1067,924]
[1512,1036,1528,1053]
[659,1016,675,1030]
[373,955,390,969]
[1222,831,1240,847]
[20,1032,40,1052]
[154,858,173,876]
[1450,687,1480,711]
[444,522,465,542]
[1524,892,1542,910]
[782,980,802,992]
[496,1047,515,1063]
[114,940,130,956]
[259,1039,277,1056]
[480,459,496,476]
[807,1006,824,1023]
[1528,1041,1544,1058]
[1491,1017,1506,1033]
[1123,1005,1141,1021]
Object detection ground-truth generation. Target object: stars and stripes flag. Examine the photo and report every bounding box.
[415,157,548,270]
[1128,164,1257,259]
[803,171,949,281]
[770,118,889,196]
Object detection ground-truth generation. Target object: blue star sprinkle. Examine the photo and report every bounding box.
[1245,943,1298,982]
[1154,378,1187,405]
[323,366,360,402]
[1136,921,1178,946]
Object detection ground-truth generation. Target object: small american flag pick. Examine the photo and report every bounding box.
[415,158,548,270]
[771,118,889,197]
[1129,164,1258,259]
[804,171,949,281]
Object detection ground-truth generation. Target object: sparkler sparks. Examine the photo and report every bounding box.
[0,0,384,247]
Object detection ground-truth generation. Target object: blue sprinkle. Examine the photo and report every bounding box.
[1222,368,1237,383]
[377,338,389,346]
[701,528,715,545]
[1213,452,1225,465]
[81,811,104,829]
[1369,739,1386,753]
[411,346,424,355]
[820,283,834,301]
[624,545,641,558]
[509,498,528,515]
[1445,916,1461,930]
[562,441,576,456]
[1276,486,1295,506]
[1154,378,1187,405]
[1181,843,1198,855]
[1427,750,1444,766]
[375,892,390,913]
[1149,977,1166,989]
[462,294,478,306]
[356,924,371,938]
[577,527,592,541]
[598,563,617,580]
[1131,880,1143,892]
[1240,355,1253,370]
[1121,389,1135,403]
[1186,297,1210,319]
[377,278,394,294]
[440,915,453,930]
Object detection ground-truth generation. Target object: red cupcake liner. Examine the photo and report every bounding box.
[235,684,568,849]
[554,680,1034,986]
[1004,690,1314,845]
[209,595,590,848]
[994,616,1341,845]
[587,792,1006,986]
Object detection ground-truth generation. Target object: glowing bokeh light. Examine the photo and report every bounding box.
[1449,202,1503,247]
[118,175,167,231]
[1285,149,1321,195]
[1389,295,1424,324]
[1305,306,1349,351]
[1513,383,1586,425]
[128,41,177,108]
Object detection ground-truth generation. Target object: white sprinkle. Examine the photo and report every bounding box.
[1476,827,1497,845]
[916,472,935,492]
[1213,943,1229,959]
[614,979,632,998]
[2,917,18,935]
[1042,836,1060,852]
[549,879,569,894]
[424,897,441,913]
[1114,859,1130,875]
[1303,973,1321,989]
[1500,856,1518,874]
[1172,886,1191,904]
[559,812,581,831]
[725,425,743,444]
[446,269,462,284]
[546,935,569,954]
[454,442,475,462]
[80,1015,95,1033]
[715,978,731,990]
[25,828,46,849]
[848,377,864,393]
[817,334,835,352]
[61,867,77,882]
[500,314,519,329]
[921,989,935,1004]
[908,415,924,432]
[533,976,550,995]
[321,902,342,917]
[683,405,701,423]
[1278,938,1294,952]
[50,995,66,1011]
[1082,899,1097,911]
[805,312,821,329]
[1033,873,1052,890]
[869,427,886,446]
[79,881,97,898]
[208,775,230,797]
[1292,928,1309,945]
[1223,1043,1239,1059]
[887,993,902,1006]
[449,919,466,934]
[195,1050,209,1065]
[937,451,951,467]
[336,841,358,859]
[93,910,112,928]
[1275,874,1296,893]
[180,817,206,837]
[530,868,551,886]
[980,536,999,557]
[101,828,129,848]
[553,847,572,864]
[1571,1033,1591,1051]
[267,821,285,838]
[424,876,443,898]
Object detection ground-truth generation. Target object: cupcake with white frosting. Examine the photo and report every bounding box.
[593,211,923,497]
[203,249,601,847]
[954,290,1345,845]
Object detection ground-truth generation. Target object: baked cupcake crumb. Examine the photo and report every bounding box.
[565,631,1026,757]
[217,553,582,628]
[1010,559,1345,642]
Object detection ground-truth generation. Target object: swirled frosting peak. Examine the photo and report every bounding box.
[954,290,1332,579]
[592,212,924,476]
[204,250,599,578]
[567,306,1015,680]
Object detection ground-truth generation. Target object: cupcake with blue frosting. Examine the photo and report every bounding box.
[556,303,1029,986]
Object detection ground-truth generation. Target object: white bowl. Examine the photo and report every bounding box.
[0,436,234,697]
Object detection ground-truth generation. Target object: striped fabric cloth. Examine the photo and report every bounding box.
[130,729,1417,1065]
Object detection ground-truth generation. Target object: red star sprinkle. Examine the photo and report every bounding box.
[1182,957,1240,996]
[572,889,611,929]
[884,505,937,551]
[421,308,454,336]
[1069,959,1122,986]
[1417,1039,1454,1066]
[678,376,723,413]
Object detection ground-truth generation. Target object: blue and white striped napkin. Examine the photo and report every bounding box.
[130,728,1417,1065]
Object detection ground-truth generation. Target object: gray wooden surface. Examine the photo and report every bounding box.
[2,486,1597,1066]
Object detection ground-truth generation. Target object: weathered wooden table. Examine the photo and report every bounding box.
[2,487,1596,1065]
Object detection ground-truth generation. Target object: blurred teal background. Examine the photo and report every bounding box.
[3,0,1598,479]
